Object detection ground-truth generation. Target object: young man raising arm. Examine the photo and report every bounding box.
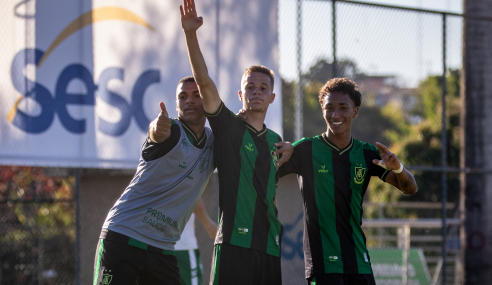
[180,1,293,284]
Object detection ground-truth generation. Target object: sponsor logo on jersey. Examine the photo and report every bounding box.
[354,166,366,184]
[179,161,187,169]
[144,207,178,229]
[199,158,209,173]
[318,165,329,173]
[329,256,338,262]
[238,228,249,234]
[276,235,279,245]
[244,143,254,152]
[102,270,113,285]
[181,139,189,146]
[364,252,369,262]
[186,175,193,180]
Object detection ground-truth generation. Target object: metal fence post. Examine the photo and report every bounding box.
[440,13,448,285]
[332,0,337,77]
[295,0,303,141]
[75,168,81,285]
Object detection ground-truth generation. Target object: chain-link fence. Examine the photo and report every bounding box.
[1,1,487,285]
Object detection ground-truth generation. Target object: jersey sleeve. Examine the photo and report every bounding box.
[204,101,237,140]
[141,120,181,162]
[278,140,306,177]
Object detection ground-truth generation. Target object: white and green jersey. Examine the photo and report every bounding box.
[102,120,214,251]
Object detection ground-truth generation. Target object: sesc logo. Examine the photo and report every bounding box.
[8,7,160,136]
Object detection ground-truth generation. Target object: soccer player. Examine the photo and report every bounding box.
[176,198,217,285]
[278,78,418,285]
[180,1,293,284]
[93,76,214,285]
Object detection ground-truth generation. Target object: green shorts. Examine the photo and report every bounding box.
[176,249,203,285]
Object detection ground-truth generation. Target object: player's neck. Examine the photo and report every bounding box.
[180,117,206,139]
[244,110,266,131]
[325,130,351,149]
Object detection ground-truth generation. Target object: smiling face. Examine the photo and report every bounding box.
[176,81,205,124]
[322,91,359,137]
[238,72,275,113]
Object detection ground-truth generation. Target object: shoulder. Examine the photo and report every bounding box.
[293,136,317,147]
[266,128,282,142]
[353,139,380,156]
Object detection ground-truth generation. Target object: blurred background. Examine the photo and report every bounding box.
[2,0,491,284]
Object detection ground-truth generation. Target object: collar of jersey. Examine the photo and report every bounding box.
[321,133,353,155]
[245,121,268,136]
[178,118,206,146]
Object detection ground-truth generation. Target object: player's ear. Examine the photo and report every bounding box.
[353,106,360,119]
[176,100,178,112]
[238,90,243,102]
[270,93,276,104]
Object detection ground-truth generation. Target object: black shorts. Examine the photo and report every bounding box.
[307,273,376,285]
[93,238,180,285]
[209,243,281,285]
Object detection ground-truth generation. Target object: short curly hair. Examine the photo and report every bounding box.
[318,78,362,107]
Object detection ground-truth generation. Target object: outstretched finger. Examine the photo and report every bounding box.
[375,142,389,154]
[191,0,196,12]
[372,159,388,169]
[179,5,184,16]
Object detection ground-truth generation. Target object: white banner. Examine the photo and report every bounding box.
[0,0,281,169]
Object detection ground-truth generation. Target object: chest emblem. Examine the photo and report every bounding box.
[354,167,366,184]
[181,139,188,146]
[199,158,209,173]
[271,147,279,167]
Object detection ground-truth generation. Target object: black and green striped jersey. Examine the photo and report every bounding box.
[205,102,283,257]
[278,134,389,278]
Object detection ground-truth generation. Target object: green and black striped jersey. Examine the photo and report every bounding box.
[279,133,389,278]
[205,102,283,257]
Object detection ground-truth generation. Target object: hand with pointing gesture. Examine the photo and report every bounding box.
[372,142,401,171]
[149,102,172,143]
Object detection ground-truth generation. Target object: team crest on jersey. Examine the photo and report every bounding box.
[102,270,113,285]
[199,158,209,173]
[271,147,279,167]
[354,167,366,184]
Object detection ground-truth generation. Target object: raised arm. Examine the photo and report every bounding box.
[372,142,418,195]
[193,198,217,239]
[180,0,221,114]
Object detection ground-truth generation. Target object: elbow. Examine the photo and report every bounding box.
[404,185,418,195]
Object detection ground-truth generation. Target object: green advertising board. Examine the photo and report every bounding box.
[369,248,431,285]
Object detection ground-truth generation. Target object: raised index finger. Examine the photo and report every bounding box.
[375,142,389,154]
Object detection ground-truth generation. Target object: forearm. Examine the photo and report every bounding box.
[394,169,418,195]
[194,199,214,226]
[184,31,221,113]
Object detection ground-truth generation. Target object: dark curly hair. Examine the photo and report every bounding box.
[318,77,362,107]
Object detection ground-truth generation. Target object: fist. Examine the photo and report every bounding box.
[153,102,171,141]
